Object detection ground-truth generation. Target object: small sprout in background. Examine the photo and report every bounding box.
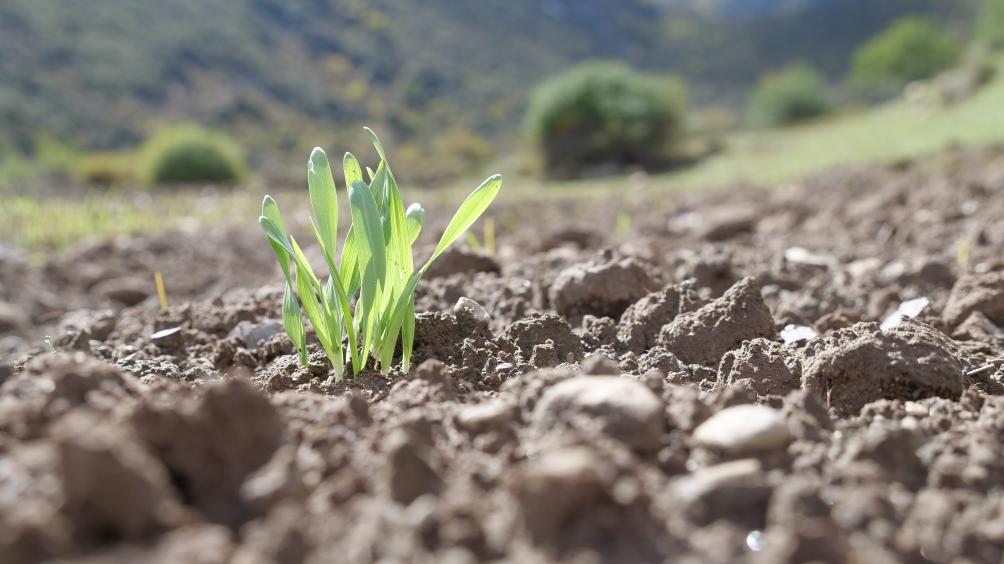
[154,271,169,312]
[465,231,482,252]
[463,217,496,256]
[43,336,55,353]
[260,128,502,380]
[957,238,972,271]
[484,217,496,257]
[616,209,632,239]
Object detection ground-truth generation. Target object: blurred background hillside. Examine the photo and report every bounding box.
[1,0,993,190]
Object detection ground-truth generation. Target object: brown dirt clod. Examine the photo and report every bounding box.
[658,276,776,366]
[549,253,657,321]
[801,321,965,415]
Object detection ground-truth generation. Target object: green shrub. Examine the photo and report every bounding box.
[141,125,246,185]
[979,0,1004,49]
[525,62,685,177]
[75,152,134,186]
[747,63,833,127]
[851,17,962,94]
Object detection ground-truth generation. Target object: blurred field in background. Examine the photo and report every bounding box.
[7,53,1003,254]
[2,0,1003,253]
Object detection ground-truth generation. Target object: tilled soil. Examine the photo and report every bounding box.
[2,144,1004,563]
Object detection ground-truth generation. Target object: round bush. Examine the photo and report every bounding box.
[851,17,961,94]
[75,152,134,186]
[525,62,685,177]
[142,126,246,185]
[747,63,832,127]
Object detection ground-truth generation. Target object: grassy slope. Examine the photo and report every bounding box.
[667,71,1004,189]
[6,67,1004,253]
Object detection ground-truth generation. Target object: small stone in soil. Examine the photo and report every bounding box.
[456,400,512,436]
[151,327,185,352]
[693,404,792,455]
[532,376,663,451]
[673,458,771,527]
[780,324,817,345]
[229,320,283,350]
[454,297,491,324]
[880,297,929,331]
[512,446,614,541]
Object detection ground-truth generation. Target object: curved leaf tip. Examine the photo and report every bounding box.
[309,147,330,170]
[363,127,387,161]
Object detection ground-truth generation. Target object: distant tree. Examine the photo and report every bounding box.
[747,63,833,127]
[851,17,962,95]
[525,62,686,178]
[980,0,1004,49]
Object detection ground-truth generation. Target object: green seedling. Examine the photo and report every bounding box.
[260,128,502,380]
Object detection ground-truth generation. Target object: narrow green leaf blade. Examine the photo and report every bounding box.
[295,259,329,350]
[401,298,416,373]
[424,174,503,268]
[339,226,361,300]
[364,127,387,162]
[348,180,387,284]
[343,152,363,188]
[324,262,361,375]
[260,216,294,257]
[262,195,287,232]
[282,281,307,365]
[369,161,389,212]
[384,168,413,281]
[260,197,292,282]
[288,235,321,291]
[349,179,388,369]
[307,147,339,267]
[379,272,423,373]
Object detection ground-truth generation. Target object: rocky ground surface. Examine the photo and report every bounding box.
[1,144,1004,563]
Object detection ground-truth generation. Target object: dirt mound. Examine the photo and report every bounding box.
[618,281,703,353]
[549,252,658,321]
[717,338,801,399]
[802,321,966,414]
[943,271,1004,328]
[658,276,776,366]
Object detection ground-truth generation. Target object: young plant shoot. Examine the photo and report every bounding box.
[260,128,502,380]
